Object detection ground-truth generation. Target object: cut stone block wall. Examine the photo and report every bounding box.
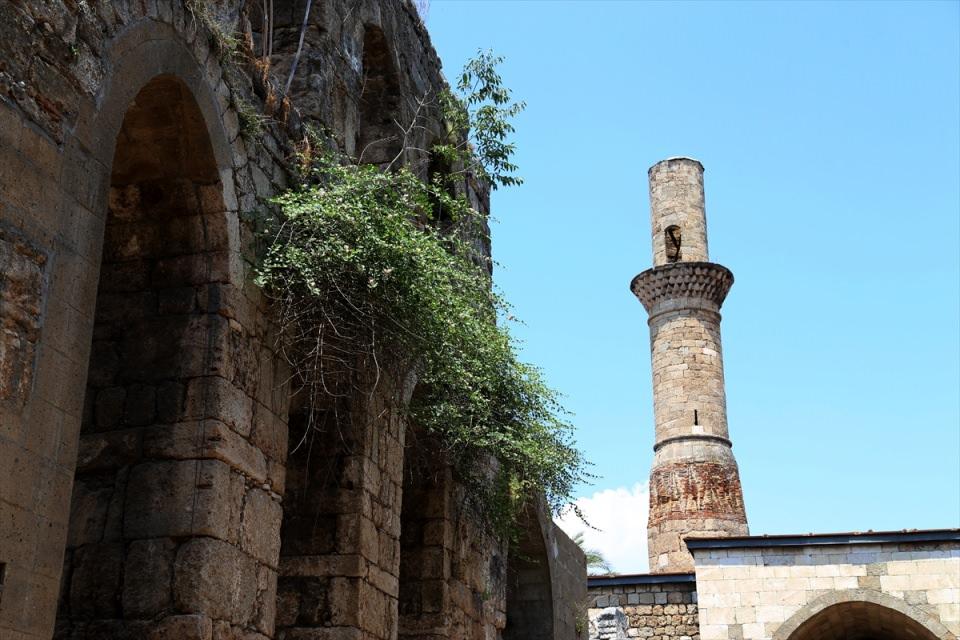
[690,540,960,640]
[0,2,579,639]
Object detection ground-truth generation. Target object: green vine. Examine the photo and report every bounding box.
[253,53,587,533]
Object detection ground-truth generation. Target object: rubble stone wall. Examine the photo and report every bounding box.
[588,579,700,640]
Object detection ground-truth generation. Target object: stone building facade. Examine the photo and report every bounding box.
[0,1,584,639]
[688,530,960,640]
[585,158,959,640]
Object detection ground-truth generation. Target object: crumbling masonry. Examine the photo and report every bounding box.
[0,2,585,639]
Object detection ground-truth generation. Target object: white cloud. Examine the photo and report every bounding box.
[555,483,650,575]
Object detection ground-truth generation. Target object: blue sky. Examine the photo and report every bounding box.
[426,1,960,572]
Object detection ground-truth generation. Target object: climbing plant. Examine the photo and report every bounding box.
[254,51,586,534]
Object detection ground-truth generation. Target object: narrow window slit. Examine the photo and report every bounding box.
[694,409,699,426]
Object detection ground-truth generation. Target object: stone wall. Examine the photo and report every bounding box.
[553,521,591,640]
[587,577,700,640]
[689,535,960,640]
[0,1,581,639]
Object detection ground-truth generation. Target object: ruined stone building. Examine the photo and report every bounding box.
[585,157,960,640]
[0,2,585,639]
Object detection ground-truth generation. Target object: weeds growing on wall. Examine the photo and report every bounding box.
[253,52,587,534]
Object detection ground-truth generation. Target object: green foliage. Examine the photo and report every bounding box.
[234,95,266,141]
[433,49,525,190]
[253,53,585,535]
[256,150,585,532]
[185,0,241,63]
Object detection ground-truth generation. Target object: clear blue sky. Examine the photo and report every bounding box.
[426,0,959,563]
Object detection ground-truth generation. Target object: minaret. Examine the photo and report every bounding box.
[631,157,748,573]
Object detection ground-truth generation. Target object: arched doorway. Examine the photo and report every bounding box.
[58,74,230,633]
[503,504,554,640]
[775,591,953,640]
[397,425,450,639]
[787,601,939,640]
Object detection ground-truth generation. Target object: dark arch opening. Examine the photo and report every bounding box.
[665,224,682,262]
[356,25,402,166]
[503,504,554,640]
[57,74,227,633]
[273,394,344,634]
[787,601,941,640]
[397,423,449,639]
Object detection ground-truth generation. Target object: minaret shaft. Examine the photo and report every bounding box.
[632,158,748,573]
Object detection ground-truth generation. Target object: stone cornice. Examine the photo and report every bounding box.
[630,262,734,314]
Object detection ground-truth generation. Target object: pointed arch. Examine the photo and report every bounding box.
[503,502,555,640]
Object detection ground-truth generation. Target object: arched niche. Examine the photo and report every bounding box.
[397,424,451,639]
[503,503,555,640]
[58,73,230,631]
[356,24,403,166]
[273,392,347,634]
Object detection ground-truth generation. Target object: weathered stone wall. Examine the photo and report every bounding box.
[0,1,580,639]
[553,521,590,640]
[690,538,960,640]
[503,502,587,640]
[588,578,700,640]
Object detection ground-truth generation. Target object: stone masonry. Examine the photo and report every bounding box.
[588,575,700,640]
[687,531,960,640]
[0,2,584,639]
[631,158,748,573]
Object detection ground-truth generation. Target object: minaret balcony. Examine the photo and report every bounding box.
[630,261,734,315]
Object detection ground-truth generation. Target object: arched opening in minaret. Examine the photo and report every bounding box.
[665,225,682,262]
[784,601,939,640]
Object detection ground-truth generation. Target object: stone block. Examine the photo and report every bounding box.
[66,475,114,547]
[253,564,277,635]
[68,542,124,619]
[186,376,254,437]
[173,537,257,624]
[123,537,176,617]
[148,614,213,640]
[123,459,243,542]
[75,429,140,473]
[241,487,283,566]
[142,419,268,483]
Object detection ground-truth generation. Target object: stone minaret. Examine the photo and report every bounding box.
[631,157,748,573]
